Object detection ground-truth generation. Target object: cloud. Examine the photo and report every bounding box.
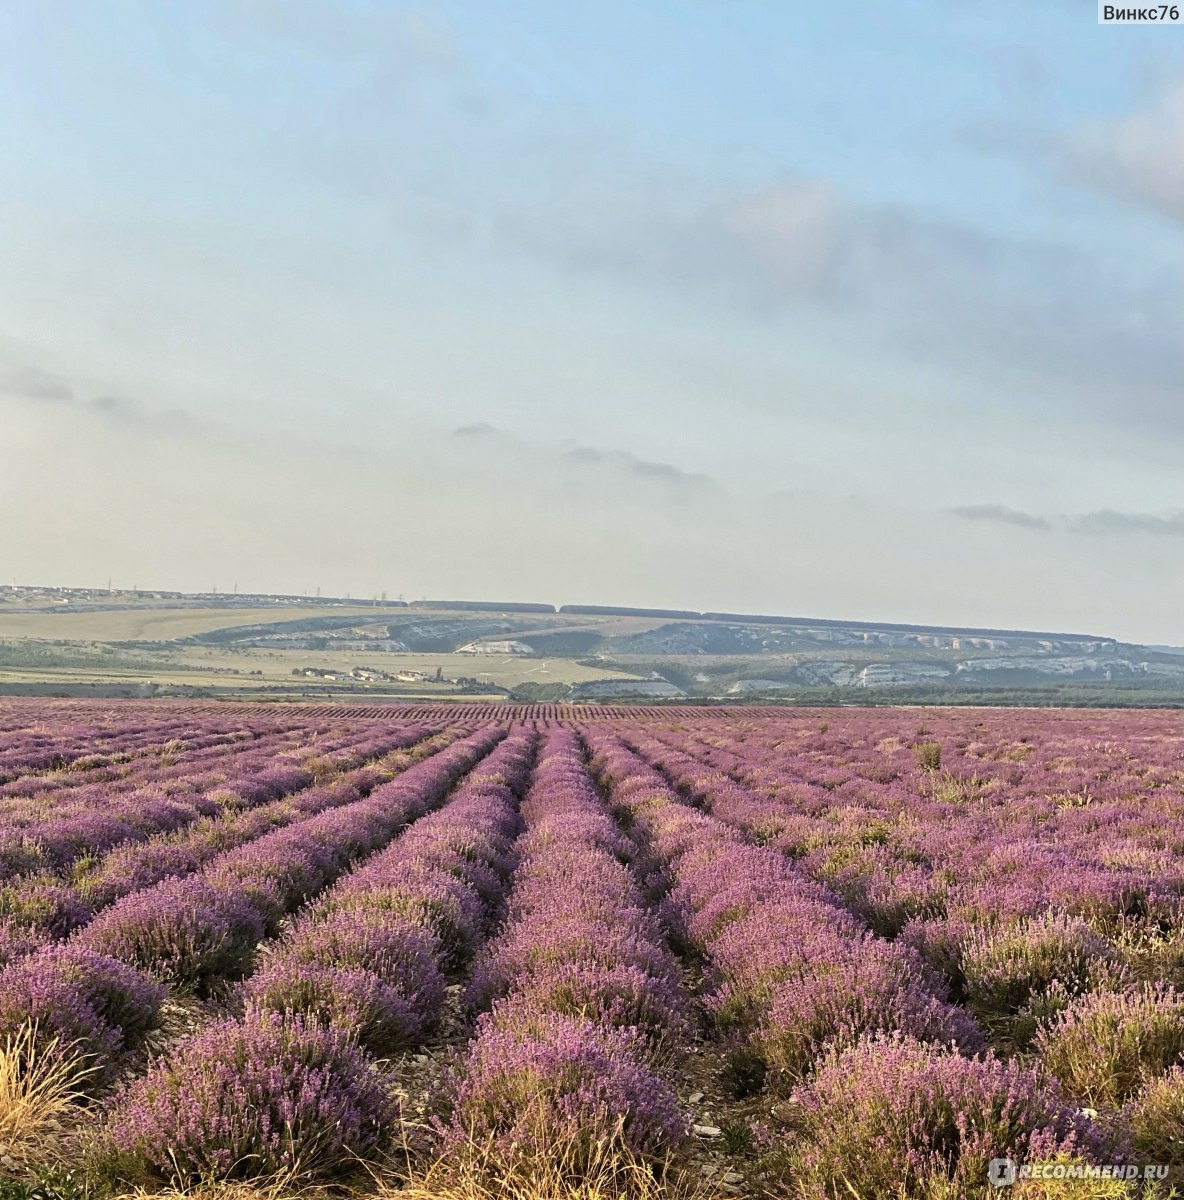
[445,422,712,491]
[948,504,1051,530]
[486,166,848,308]
[1066,81,1184,224]
[0,366,75,403]
[474,146,1184,438]
[717,182,845,294]
[949,503,1184,539]
[1067,509,1184,538]
[90,393,194,431]
[0,360,195,433]
[190,8,1184,448]
[563,444,713,489]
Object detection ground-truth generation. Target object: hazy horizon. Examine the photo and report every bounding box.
[3,3,1183,644]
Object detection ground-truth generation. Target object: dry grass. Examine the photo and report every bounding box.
[824,1171,1153,1200]
[107,1137,723,1200]
[0,1024,94,1171]
[382,1131,722,1200]
[923,769,990,804]
[111,1183,321,1200]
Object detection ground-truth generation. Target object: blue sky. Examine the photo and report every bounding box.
[2,1,1184,641]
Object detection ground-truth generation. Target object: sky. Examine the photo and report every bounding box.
[1,1,1183,642]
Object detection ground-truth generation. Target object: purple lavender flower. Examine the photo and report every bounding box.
[0,962,122,1086]
[106,1010,395,1182]
[77,877,265,991]
[786,1034,1127,1197]
[448,1012,687,1165]
[283,910,446,1022]
[754,938,984,1083]
[240,959,422,1055]
[13,944,164,1044]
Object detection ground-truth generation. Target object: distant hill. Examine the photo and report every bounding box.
[2,585,1181,705]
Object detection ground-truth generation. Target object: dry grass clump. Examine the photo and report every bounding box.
[1125,1064,1184,1163]
[109,1181,330,1200]
[0,1023,93,1171]
[384,1128,715,1200]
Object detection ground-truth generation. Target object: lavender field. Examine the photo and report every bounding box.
[2,699,1184,1199]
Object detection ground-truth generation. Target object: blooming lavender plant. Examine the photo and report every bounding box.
[784,1034,1126,1197]
[78,877,265,990]
[0,962,122,1085]
[105,1010,395,1182]
[283,909,446,1018]
[239,959,422,1055]
[1035,983,1184,1108]
[447,1012,686,1168]
[12,944,165,1044]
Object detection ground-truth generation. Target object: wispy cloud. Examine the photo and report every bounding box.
[1,361,193,432]
[950,502,1184,539]
[1067,509,1184,538]
[0,365,75,403]
[467,144,1184,439]
[447,422,713,491]
[948,504,1051,530]
[563,444,713,489]
[1066,80,1184,225]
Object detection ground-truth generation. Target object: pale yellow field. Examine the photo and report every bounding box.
[0,601,650,694]
[0,604,406,642]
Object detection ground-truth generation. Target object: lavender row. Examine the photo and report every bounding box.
[0,721,441,881]
[657,717,1184,932]
[0,723,440,926]
[0,712,427,813]
[445,728,688,1184]
[646,719,1184,1174]
[0,711,288,782]
[583,732,1127,1191]
[92,731,535,1185]
[592,731,982,1076]
[0,724,294,810]
[71,726,507,992]
[0,724,508,1146]
[0,725,450,968]
[0,721,333,867]
[76,723,450,910]
[0,761,309,882]
[642,723,1184,1036]
[239,728,534,1053]
[645,720,1184,1169]
[0,716,416,815]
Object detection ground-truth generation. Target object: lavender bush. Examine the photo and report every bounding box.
[12,944,164,1044]
[239,959,421,1055]
[784,1034,1125,1197]
[448,1013,686,1168]
[1035,984,1184,1108]
[105,1010,395,1182]
[77,877,265,990]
